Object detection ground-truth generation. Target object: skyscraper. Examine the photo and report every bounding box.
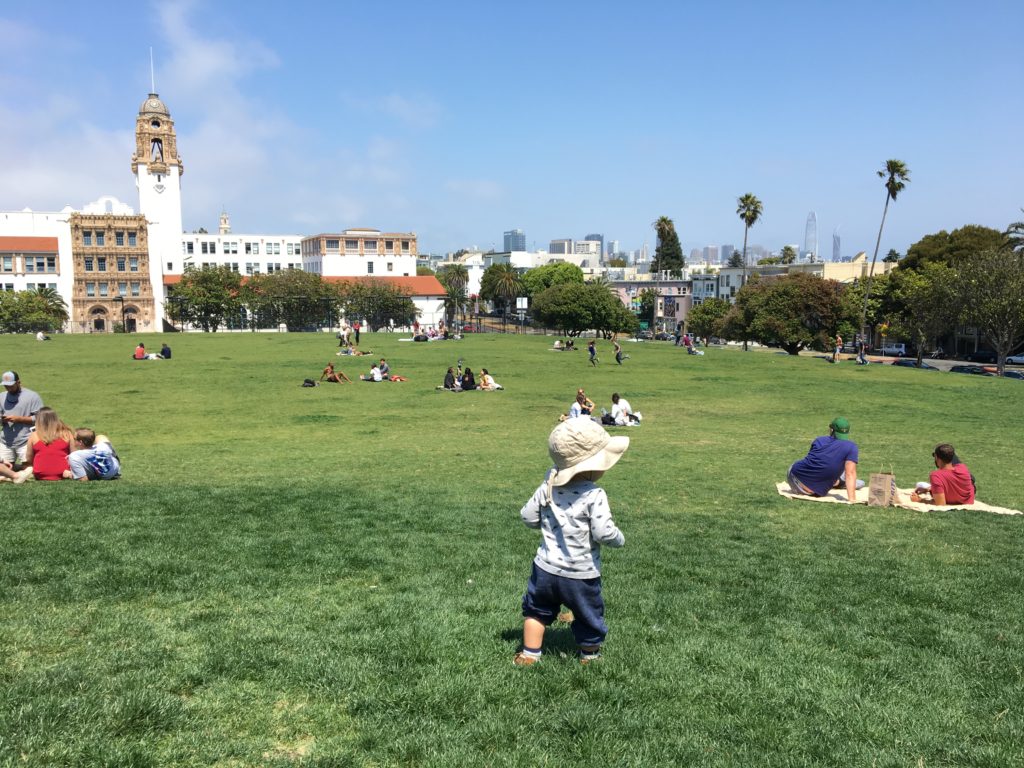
[804,212,818,261]
[832,227,841,262]
[583,233,604,259]
[503,228,525,252]
[703,245,719,263]
[721,244,735,264]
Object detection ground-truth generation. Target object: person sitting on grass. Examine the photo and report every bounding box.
[514,417,629,666]
[553,339,564,351]
[160,343,172,359]
[378,358,391,380]
[320,361,352,384]
[133,343,146,360]
[441,367,459,390]
[360,364,383,382]
[478,368,504,390]
[460,367,477,390]
[602,393,641,426]
[910,443,975,505]
[787,417,862,503]
[68,429,121,481]
[1,406,75,483]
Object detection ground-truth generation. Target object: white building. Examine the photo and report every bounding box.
[0,209,75,299]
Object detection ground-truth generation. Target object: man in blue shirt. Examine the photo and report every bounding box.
[788,417,861,502]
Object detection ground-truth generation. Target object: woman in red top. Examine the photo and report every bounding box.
[24,407,74,481]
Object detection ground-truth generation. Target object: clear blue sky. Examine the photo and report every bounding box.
[1,1,1021,258]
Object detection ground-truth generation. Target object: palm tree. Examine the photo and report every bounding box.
[32,286,69,324]
[1005,210,1024,253]
[437,263,470,328]
[490,263,522,330]
[736,194,763,350]
[860,159,910,337]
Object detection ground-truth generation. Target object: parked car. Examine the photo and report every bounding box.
[890,359,938,370]
[1005,353,1024,365]
[877,342,906,356]
[949,365,995,376]
[636,330,654,340]
[964,349,997,364]
[997,369,1024,380]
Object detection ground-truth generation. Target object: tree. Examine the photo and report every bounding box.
[736,193,763,350]
[437,263,470,327]
[638,287,661,330]
[860,159,910,335]
[416,265,435,276]
[520,262,583,297]
[167,265,243,332]
[607,258,628,268]
[479,263,522,327]
[240,269,340,331]
[651,216,685,276]
[686,297,730,344]
[532,281,635,337]
[886,263,958,367]
[1006,211,1024,253]
[726,251,745,268]
[883,248,901,263]
[338,280,418,332]
[780,245,797,264]
[729,273,854,355]
[0,289,68,333]
[900,225,1007,272]
[958,248,1024,375]
[757,256,782,266]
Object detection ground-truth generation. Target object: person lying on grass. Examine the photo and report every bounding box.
[68,429,121,481]
[514,418,629,667]
[320,361,352,384]
[910,443,975,505]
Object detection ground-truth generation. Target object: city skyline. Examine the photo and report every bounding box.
[1,2,1021,258]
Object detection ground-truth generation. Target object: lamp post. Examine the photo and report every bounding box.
[113,295,125,333]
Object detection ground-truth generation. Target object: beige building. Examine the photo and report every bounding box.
[69,211,155,333]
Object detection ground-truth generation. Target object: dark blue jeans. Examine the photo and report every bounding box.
[522,563,608,647]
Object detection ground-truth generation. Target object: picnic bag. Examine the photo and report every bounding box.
[868,471,897,507]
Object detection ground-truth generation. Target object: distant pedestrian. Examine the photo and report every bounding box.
[614,339,625,366]
[856,335,868,365]
[834,334,843,364]
[588,340,598,366]
[354,322,361,345]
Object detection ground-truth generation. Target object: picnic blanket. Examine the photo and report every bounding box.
[774,482,1021,516]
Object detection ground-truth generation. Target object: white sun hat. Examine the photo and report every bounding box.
[547,418,629,487]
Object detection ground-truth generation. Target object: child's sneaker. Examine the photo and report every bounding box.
[513,652,540,667]
[579,647,602,665]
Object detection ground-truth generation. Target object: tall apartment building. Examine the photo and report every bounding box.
[549,239,573,255]
[703,245,719,262]
[720,244,735,264]
[583,233,604,258]
[503,229,526,251]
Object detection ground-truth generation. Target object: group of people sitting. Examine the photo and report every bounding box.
[551,339,577,351]
[133,342,171,360]
[787,416,975,505]
[0,371,120,484]
[321,357,407,384]
[560,388,642,426]
[439,363,503,391]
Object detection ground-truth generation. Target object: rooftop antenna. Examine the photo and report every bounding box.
[150,47,156,93]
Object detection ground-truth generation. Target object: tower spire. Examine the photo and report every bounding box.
[150,47,156,93]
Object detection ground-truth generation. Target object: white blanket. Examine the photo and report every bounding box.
[774,482,1021,516]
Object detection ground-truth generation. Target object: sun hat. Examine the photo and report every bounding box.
[1,371,18,386]
[829,417,851,440]
[547,418,629,487]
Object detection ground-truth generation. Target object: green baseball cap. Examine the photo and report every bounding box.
[829,417,851,440]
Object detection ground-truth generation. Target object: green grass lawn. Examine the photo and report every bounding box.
[1,332,1022,767]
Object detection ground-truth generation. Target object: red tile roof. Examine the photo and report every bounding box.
[0,236,59,253]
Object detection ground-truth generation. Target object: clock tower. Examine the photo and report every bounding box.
[132,92,183,330]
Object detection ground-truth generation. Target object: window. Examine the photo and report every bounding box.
[96,232,105,246]
[97,257,107,272]
[166,262,173,271]
[46,256,56,273]
[83,231,92,246]
[25,258,34,273]
[118,282,127,296]
[365,240,377,251]
[286,243,296,256]
[85,283,95,297]
[245,242,255,255]
[326,239,340,251]
[115,231,125,246]
[225,241,238,255]
[84,257,94,271]
[99,283,108,297]
[272,263,281,272]
[401,240,410,252]
[130,282,140,297]
[1,255,11,272]
[129,232,137,247]
[245,263,254,275]
[385,240,394,252]
[3,284,13,292]
[367,262,374,274]
[117,257,126,271]
[231,263,239,273]
[267,243,280,255]
[345,239,358,251]
[387,262,393,272]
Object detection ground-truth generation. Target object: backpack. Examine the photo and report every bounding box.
[302,378,317,387]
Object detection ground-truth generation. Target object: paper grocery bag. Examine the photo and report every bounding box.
[868,472,897,507]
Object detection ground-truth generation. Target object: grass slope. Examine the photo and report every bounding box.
[1,333,1021,767]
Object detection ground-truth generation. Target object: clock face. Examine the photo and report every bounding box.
[148,99,161,109]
